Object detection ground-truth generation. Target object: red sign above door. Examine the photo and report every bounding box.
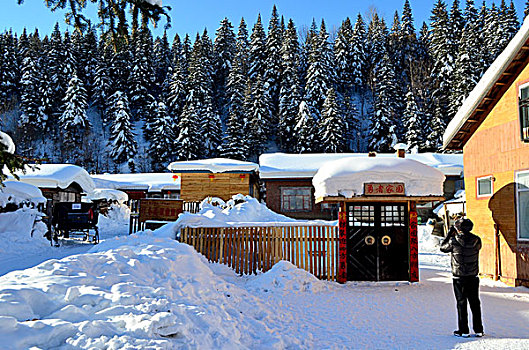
[364,183,405,196]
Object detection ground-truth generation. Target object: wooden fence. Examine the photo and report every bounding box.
[180,225,339,281]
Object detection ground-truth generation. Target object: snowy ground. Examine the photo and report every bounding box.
[0,218,528,349]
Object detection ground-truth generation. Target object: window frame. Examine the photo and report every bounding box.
[518,82,529,142]
[280,186,312,212]
[516,170,529,241]
[476,175,494,199]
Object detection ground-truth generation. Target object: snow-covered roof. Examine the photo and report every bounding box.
[0,181,46,206]
[0,131,15,154]
[259,153,463,179]
[167,158,259,173]
[87,189,129,202]
[12,164,95,193]
[443,17,529,149]
[312,157,445,199]
[91,173,181,192]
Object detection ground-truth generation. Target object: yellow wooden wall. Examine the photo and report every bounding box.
[180,173,252,202]
[464,62,529,286]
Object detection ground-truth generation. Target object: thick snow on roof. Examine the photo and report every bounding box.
[313,157,445,198]
[168,158,259,173]
[0,181,46,206]
[92,173,180,192]
[260,152,462,178]
[13,164,95,193]
[87,189,129,202]
[0,131,15,154]
[443,17,529,149]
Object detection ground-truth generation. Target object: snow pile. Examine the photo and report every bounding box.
[0,181,46,207]
[313,157,445,198]
[92,173,180,192]
[168,158,259,173]
[246,261,327,294]
[418,225,450,269]
[0,209,49,255]
[0,235,299,349]
[12,164,95,194]
[0,131,15,153]
[98,203,131,234]
[154,195,335,239]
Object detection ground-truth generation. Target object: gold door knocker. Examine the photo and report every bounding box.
[381,235,391,246]
[365,235,375,245]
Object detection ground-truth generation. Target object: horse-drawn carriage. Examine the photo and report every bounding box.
[51,202,99,244]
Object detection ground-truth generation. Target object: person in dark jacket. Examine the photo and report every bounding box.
[440,218,484,338]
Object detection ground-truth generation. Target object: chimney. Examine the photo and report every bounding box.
[393,143,408,158]
[368,151,376,157]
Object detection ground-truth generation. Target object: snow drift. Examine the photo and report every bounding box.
[153,195,336,240]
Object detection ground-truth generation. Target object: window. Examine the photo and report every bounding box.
[519,84,529,142]
[281,187,311,212]
[516,171,529,240]
[476,176,493,198]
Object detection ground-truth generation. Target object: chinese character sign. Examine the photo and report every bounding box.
[364,183,405,196]
[409,210,419,282]
[338,211,347,284]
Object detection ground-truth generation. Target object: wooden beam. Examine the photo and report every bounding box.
[316,196,445,204]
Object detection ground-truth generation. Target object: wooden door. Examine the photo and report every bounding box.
[346,203,409,281]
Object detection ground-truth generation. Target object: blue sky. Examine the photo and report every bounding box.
[2,0,527,39]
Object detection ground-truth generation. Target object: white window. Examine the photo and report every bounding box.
[476,176,493,198]
[516,171,529,240]
[281,187,312,212]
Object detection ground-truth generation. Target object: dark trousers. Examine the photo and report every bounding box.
[453,276,483,333]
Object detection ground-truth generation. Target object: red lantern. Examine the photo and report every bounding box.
[172,174,178,181]
[209,174,215,181]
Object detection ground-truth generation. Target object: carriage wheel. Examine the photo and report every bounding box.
[93,228,99,244]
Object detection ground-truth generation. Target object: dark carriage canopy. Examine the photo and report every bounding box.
[313,156,445,283]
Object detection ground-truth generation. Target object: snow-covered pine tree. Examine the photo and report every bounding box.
[45,23,66,121]
[264,5,283,126]
[0,32,18,110]
[213,17,236,119]
[320,88,345,153]
[93,42,112,122]
[350,14,366,90]
[60,74,90,160]
[483,3,500,66]
[298,19,318,92]
[366,12,388,87]
[148,100,176,171]
[171,33,182,67]
[294,100,318,153]
[108,91,137,171]
[19,55,45,143]
[450,18,482,117]
[277,19,302,152]
[429,0,455,124]
[399,0,418,85]
[248,14,267,83]
[305,20,335,117]
[247,76,272,158]
[220,27,250,160]
[369,53,398,153]
[201,94,223,158]
[128,26,156,122]
[153,31,172,98]
[426,99,446,151]
[334,18,353,97]
[176,101,201,161]
[403,89,423,152]
[449,0,464,57]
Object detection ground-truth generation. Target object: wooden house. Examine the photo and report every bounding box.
[259,152,463,221]
[167,158,260,202]
[313,156,445,282]
[443,18,529,287]
[14,164,95,207]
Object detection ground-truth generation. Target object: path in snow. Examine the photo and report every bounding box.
[0,214,129,277]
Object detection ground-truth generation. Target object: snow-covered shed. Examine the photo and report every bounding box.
[312,156,444,283]
[167,158,260,202]
[443,16,529,287]
[259,152,462,220]
[12,164,95,205]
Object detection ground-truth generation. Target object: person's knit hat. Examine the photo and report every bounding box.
[454,218,473,233]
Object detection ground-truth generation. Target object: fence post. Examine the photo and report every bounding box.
[219,228,224,264]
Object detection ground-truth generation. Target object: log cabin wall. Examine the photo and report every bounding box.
[464,62,529,286]
[180,172,254,202]
[263,179,335,220]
